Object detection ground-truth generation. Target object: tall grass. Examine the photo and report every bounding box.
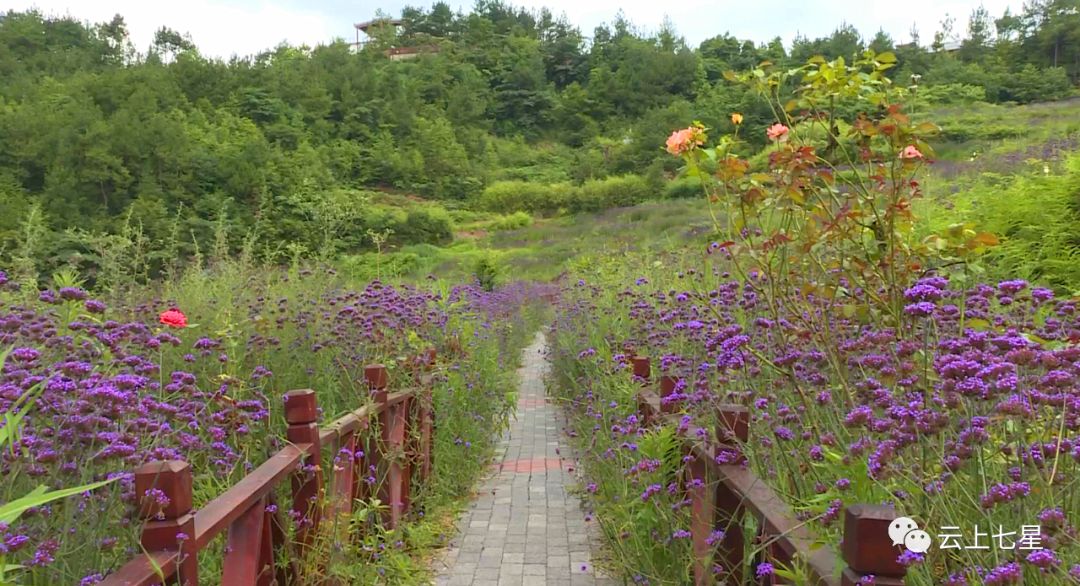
[921,151,1080,293]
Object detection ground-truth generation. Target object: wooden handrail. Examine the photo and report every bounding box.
[98,551,181,586]
[101,354,439,586]
[193,444,308,550]
[630,355,907,586]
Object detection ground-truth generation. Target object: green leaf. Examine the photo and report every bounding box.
[0,380,46,453]
[0,478,116,526]
[773,567,798,580]
[1022,333,1052,346]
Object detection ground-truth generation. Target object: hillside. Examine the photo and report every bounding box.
[1,4,1079,287]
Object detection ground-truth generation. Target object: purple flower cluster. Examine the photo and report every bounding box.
[554,271,1080,583]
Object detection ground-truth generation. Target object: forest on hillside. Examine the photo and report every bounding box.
[0,1,1078,279]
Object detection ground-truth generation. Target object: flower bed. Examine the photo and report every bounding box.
[0,266,551,583]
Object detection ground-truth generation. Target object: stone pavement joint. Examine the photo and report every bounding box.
[432,332,615,585]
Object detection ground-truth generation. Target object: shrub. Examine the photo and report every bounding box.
[397,208,454,246]
[664,177,704,199]
[489,211,533,231]
[916,83,987,106]
[999,65,1073,104]
[339,251,421,280]
[473,180,575,215]
[567,175,651,213]
[472,254,501,291]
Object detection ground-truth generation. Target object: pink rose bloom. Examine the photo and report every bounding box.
[766,123,789,142]
[900,145,924,159]
[666,127,703,155]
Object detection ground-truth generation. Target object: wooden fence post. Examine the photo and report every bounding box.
[285,389,322,552]
[134,460,198,586]
[631,356,656,425]
[220,494,273,586]
[363,364,388,521]
[841,505,907,586]
[419,350,436,484]
[365,364,388,404]
[631,355,650,383]
[686,448,714,586]
[384,394,407,528]
[715,405,750,585]
[659,375,678,415]
[366,364,405,529]
[716,406,749,454]
[400,392,414,519]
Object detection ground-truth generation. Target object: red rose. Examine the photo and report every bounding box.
[159,309,188,328]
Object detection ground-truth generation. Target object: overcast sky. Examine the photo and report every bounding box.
[10,0,1025,59]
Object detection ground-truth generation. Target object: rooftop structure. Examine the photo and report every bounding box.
[354,18,404,35]
[352,16,439,60]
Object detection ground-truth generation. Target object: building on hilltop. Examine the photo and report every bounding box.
[353,17,439,61]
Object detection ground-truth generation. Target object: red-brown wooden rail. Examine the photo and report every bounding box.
[100,352,438,586]
[629,356,907,586]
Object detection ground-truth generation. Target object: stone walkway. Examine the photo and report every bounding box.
[432,332,615,586]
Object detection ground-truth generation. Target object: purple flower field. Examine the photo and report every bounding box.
[547,57,1080,585]
[552,266,1080,583]
[0,266,552,583]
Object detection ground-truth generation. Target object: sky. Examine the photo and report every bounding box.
[9,0,1026,59]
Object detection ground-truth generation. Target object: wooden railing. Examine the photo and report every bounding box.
[629,356,907,586]
[101,350,438,586]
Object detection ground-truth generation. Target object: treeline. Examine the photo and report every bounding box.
[0,2,1077,279]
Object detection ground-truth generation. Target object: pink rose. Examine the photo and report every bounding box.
[766,123,789,142]
[900,145,924,159]
[666,127,704,155]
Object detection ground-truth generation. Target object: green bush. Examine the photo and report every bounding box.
[477,175,656,215]
[916,83,987,106]
[489,211,534,231]
[998,65,1074,104]
[338,251,421,281]
[396,208,454,246]
[473,180,575,215]
[664,177,704,199]
[567,175,651,213]
[472,254,501,291]
[936,112,1027,142]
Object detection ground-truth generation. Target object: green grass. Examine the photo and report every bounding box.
[338,198,712,284]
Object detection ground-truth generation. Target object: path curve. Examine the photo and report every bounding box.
[432,332,615,585]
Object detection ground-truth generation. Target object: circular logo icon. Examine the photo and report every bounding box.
[904,529,932,554]
[888,516,919,546]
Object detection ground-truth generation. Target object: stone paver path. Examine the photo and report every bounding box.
[432,332,615,586]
